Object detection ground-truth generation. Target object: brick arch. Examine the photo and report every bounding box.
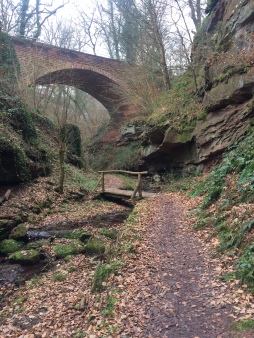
[12,36,129,114]
[35,68,124,113]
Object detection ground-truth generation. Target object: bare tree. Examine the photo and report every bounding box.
[0,0,19,33]
[0,0,69,39]
[43,17,87,51]
[97,0,122,59]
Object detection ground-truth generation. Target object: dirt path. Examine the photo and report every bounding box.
[117,193,253,338]
[1,177,254,337]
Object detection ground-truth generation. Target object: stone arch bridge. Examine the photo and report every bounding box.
[12,36,135,124]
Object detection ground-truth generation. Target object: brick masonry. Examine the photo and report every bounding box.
[12,36,133,117]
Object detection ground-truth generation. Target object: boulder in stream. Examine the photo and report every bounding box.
[0,239,25,255]
[52,240,86,259]
[9,224,28,242]
[8,249,40,265]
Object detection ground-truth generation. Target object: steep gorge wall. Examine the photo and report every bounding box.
[141,0,254,173]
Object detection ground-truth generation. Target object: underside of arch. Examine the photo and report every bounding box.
[34,68,127,114]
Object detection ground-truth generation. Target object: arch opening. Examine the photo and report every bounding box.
[34,68,126,114]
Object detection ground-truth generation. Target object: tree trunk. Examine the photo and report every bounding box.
[19,0,30,36]
[59,147,65,194]
[159,40,171,90]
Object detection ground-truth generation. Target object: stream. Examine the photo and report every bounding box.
[0,210,130,286]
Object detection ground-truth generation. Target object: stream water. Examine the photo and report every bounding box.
[0,210,131,286]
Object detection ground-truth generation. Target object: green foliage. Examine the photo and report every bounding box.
[52,272,67,282]
[12,295,28,306]
[90,142,141,171]
[63,124,84,168]
[27,275,41,287]
[103,295,118,317]
[218,224,245,252]
[192,133,254,208]
[213,66,248,86]
[66,267,77,273]
[236,245,254,289]
[64,124,82,157]
[91,262,122,293]
[164,175,199,193]
[99,229,118,239]
[65,165,99,191]
[0,97,37,143]
[85,237,105,254]
[229,319,254,332]
[0,32,20,85]
[73,330,85,338]
[193,216,217,230]
[116,174,135,190]
[53,241,85,259]
[148,74,200,133]
[191,132,254,290]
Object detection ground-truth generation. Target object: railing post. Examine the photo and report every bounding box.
[138,174,142,198]
[102,172,105,192]
[132,173,141,199]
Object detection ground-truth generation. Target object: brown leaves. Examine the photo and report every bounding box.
[1,184,254,337]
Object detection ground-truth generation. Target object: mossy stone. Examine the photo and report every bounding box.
[65,229,92,243]
[9,224,28,242]
[99,229,118,239]
[85,237,105,254]
[31,205,41,214]
[80,232,93,243]
[0,239,24,255]
[164,129,193,144]
[9,249,40,265]
[0,138,31,184]
[52,240,86,259]
[26,239,50,249]
[0,219,15,241]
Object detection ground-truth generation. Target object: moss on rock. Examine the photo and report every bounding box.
[9,223,28,242]
[0,138,31,183]
[99,229,118,239]
[64,229,92,243]
[26,239,50,249]
[85,237,105,254]
[164,129,194,144]
[0,219,16,241]
[9,249,40,265]
[0,239,24,255]
[53,240,86,259]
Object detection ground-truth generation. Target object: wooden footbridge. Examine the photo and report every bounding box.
[98,170,157,199]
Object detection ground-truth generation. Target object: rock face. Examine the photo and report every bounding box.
[141,0,254,172]
[195,100,253,163]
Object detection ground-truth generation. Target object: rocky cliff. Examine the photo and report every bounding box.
[140,0,254,173]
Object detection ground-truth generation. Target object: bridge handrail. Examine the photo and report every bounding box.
[98,170,148,199]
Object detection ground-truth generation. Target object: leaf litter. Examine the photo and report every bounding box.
[1,176,254,337]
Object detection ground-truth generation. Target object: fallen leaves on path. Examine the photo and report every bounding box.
[1,190,254,337]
